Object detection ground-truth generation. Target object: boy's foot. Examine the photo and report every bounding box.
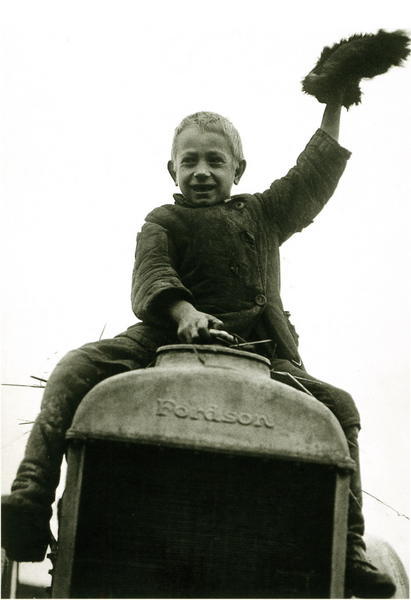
[1,495,51,562]
[345,558,396,598]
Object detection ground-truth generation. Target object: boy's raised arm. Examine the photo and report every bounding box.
[256,123,351,245]
[320,98,343,142]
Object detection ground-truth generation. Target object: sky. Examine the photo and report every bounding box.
[1,0,410,588]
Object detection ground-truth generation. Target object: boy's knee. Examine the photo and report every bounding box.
[53,334,155,379]
[55,346,99,373]
[45,347,102,391]
[58,338,127,367]
[330,386,361,429]
[332,386,355,407]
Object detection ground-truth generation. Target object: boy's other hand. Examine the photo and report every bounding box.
[168,300,224,343]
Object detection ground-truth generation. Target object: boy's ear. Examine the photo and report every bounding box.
[234,159,247,185]
[167,160,178,185]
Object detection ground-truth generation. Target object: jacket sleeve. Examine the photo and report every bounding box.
[131,220,193,325]
[257,128,351,244]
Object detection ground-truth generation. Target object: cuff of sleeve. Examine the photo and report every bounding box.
[141,286,194,325]
[312,128,352,159]
[150,286,194,311]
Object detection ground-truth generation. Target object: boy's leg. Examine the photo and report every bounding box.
[2,328,162,562]
[270,359,396,598]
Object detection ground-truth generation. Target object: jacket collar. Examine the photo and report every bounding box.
[173,193,231,208]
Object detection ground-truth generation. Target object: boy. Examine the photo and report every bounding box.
[2,106,396,598]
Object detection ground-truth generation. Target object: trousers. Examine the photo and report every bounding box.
[10,324,364,552]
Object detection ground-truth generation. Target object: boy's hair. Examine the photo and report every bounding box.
[171,111,244,164]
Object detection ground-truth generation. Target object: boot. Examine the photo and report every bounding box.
[345,552,397,599]
[1,495,52,562]
[344,426,396,598]
[1,414,67,562]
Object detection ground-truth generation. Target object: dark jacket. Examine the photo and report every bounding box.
[130,128,351,365]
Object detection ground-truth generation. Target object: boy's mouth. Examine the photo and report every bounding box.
[191,184,215,193]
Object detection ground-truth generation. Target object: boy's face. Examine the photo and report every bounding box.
[168,126,246,206]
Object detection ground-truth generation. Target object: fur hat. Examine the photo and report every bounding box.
[302,29,410,108]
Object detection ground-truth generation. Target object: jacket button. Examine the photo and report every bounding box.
[241,230,255,245]
[255,294,266,306]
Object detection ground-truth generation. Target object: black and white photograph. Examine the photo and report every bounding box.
[1,1,410,597]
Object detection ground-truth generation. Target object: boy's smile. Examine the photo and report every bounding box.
[168,126,246,206]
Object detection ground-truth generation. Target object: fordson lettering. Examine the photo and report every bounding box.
[155,399,274,429]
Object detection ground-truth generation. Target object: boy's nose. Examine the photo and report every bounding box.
[194,162,211,179]
[194,170,210,180]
